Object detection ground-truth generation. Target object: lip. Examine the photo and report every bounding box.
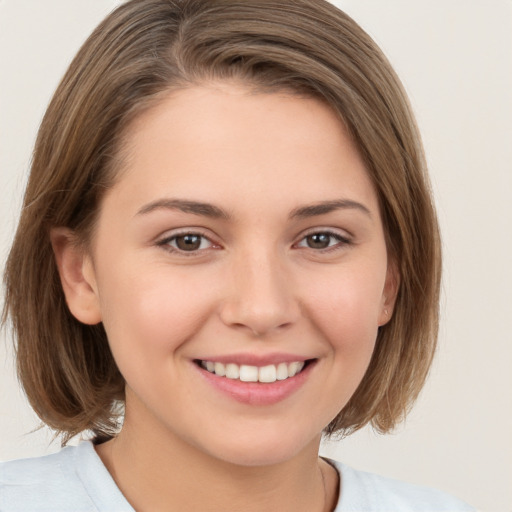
[193,356,317,406]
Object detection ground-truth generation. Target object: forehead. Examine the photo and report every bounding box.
[103,83,379,220]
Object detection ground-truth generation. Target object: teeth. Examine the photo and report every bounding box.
[200,360,306,382]
[288,361,304,377]
[214,362,226,377]
[225,363,240,379]
[276,362,289,381]
[239,365,259,382]
[259,364,277,383]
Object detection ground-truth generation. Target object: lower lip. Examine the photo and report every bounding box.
[195,361,316,406]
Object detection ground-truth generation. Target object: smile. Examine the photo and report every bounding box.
[198,360,306,383]
[194,357,316,405]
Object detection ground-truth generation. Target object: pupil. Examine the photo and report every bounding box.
[176,235,201,251]
[307,233,330,249]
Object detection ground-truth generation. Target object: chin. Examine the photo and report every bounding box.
[197,425,322,468]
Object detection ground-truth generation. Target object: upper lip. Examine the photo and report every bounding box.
[194,353,314,366]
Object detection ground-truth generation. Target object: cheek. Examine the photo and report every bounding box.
[96,262,218,364]
[300,261,386,355]
[298,265,386,417]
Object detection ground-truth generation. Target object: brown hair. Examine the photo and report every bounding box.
[2,0,440,443]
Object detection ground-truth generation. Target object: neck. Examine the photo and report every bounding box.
[95,414,338,512]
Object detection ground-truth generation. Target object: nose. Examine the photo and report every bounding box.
[219,250,300,337]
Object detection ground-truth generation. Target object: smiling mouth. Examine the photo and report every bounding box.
[195,360,313,383]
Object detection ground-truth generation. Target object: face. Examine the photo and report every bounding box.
[61,83,397,466]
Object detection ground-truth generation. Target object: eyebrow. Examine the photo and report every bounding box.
[289,199,372,219]
[135,197,371,220]
[136,199,231,219]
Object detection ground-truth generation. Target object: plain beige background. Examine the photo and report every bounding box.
[1,1,511,511]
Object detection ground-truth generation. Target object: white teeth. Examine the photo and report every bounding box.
[214,362,226,377]
[276,362,289,381]
[258,364,277,383]
[225,363,240,379]
[239,365,259,382]
[288,361,304,377]
[200,360,307,382]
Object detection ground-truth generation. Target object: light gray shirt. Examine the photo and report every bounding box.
[0,441,474,511]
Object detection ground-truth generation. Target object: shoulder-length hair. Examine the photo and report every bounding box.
[3,0,440,443]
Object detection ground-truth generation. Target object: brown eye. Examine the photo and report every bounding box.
[305,233,332,249]
[175,235,202,251]
[163,234,212,252]
[296,231,350,251]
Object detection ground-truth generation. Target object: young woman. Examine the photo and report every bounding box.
[1,1,475,510]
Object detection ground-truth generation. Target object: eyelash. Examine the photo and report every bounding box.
[294,230,352,252]
[156,229,352,256]
[157,230,217,256]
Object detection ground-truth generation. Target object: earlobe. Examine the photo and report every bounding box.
[378,260,400,326]
[50,227,102,325]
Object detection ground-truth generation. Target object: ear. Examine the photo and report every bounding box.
[50,227,102,325]
[378,258,400,326]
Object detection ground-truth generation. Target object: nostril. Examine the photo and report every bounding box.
[218,278,301,336]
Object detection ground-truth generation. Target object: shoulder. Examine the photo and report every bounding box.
[0,444,96,511]
[326,459,476,512]
[0,441,133,512]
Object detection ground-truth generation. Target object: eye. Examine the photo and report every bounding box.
[296,231,350,250]
[159,233,214,253]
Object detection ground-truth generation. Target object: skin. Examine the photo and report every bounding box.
[52,83,398,512]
